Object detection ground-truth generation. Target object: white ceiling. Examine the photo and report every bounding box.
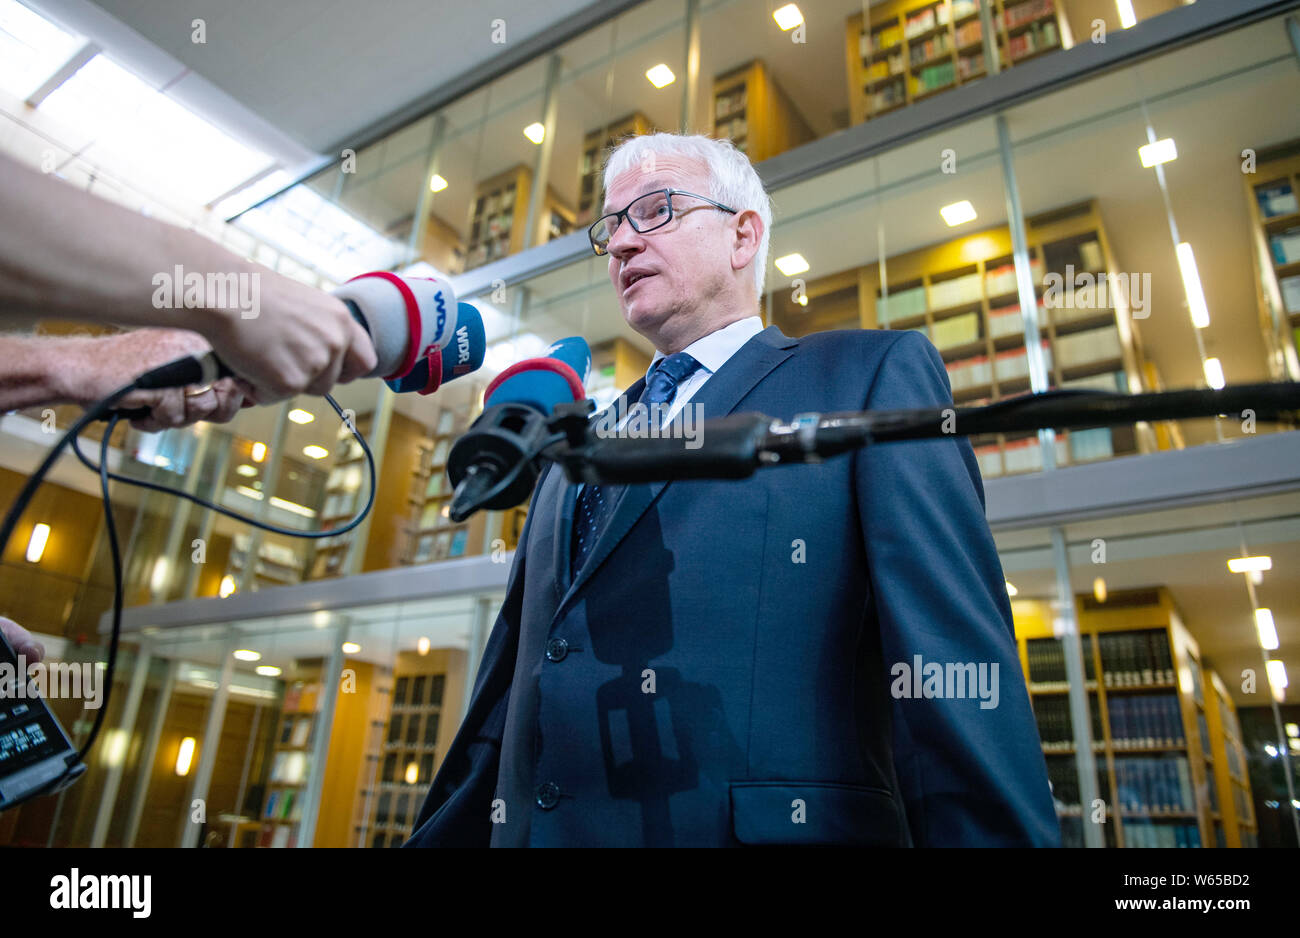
[78,0,607,153]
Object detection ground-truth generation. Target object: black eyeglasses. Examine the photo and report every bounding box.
[589,188,737,256]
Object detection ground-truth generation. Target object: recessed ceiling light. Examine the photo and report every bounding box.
[342,642,361,654]
[288,408,315,424]
[775,253,809,276]
[1093,577,1107,603]
[429,173,448,193]
[256,665,282,677]
[417,637,430,655]
[233,649,261,662]
[523,122,545,144]
[1227,556,1272,573]
[236,464,257,477]
[941,200,977,227]
[26,523,49,564]
[303,445,329,459]
[250,441,267,462]
[219,575,236,598]
[646,64,675,88]
[1138,138,1177,167]
[773,4,803,30]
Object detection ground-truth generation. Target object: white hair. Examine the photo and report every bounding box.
[602,133,772,297]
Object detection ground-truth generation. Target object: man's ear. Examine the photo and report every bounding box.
[730,209,762,274]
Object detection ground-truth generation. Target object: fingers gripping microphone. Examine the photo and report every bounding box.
[124,273,486,417]
[446,337,591,521]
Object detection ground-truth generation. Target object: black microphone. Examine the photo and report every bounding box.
[446,337,592,521]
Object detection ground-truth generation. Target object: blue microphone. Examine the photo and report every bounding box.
[446,337,592,520]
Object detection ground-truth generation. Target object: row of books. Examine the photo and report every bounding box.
[411,528,469,563]
[1108,694,1185,748]
[909,31,952,66]
[1068,427,1114,462]
[1045,756,1109,807]
[1099,630,1175,686]
[386,711,442,747]
[986,435,1072,475]
[931,311,980,349]
[1254,180,1298,218]
[1027,637,1096,686]
[955,19,983,49]
[278,715,313,747]
[714,86,746,118]
[1114,755,1194,813]
[946,342,1053,389]
[865,56,905,82]
[1280,274,1300,313]
[1268,225,1300,265]
[1033,694,1104,749]
[1007,20,1058,60]
[912,62,955,95]
[869,81,907,113]
[929,271,983,308]
[325,462,364,493]
[985,258,1046,296]
[270,750,309,785]
[957,51,984,79]
[1062,369,1126,393]
[1122,821,1202,848]
[322,489,359,520]
[716,116,748,143]
[1002,0,1056,30]
[904,1,951,38]
[256,824,296,848]
[862,24,904,57]
[1054,325,1122,368]
[264,788,300,822]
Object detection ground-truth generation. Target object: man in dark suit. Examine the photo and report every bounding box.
[407,134,1059,847]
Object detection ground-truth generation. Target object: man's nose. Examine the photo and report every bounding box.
[606,219,644,259]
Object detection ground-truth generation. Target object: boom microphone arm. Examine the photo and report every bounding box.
[545,382,1300,487]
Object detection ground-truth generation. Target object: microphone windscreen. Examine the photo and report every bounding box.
[385,302,487,395]
[332,273,458,381]
[484,336,591,413]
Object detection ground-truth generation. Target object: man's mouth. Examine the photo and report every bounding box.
[622,271,655,293]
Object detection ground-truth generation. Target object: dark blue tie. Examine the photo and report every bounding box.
[571,352,702,577]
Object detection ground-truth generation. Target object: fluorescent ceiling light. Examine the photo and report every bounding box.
[1116,0,1137,29]
[39,54,274,205]
[1227,556,1271,573]
[26,523,50,563]
[1175,242,1210,328]
[233,649,261,661]
[523,122,545,144]
[646,64,675,88]
[1138,138,1177,167]
[941,200,977,227]
[175,737,196,776]
[429,173,448,193]
[775,253,810,276]
[773,4,803,30]
[1256,608,1279,650]
[288,408,315,424]
[303,445,329,459]
[1266,659,1288,699]
[0,0,85,100]
[1202,357,1225,390]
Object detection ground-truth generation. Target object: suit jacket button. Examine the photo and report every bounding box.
[535,782,560,809]
[545,638,568,662]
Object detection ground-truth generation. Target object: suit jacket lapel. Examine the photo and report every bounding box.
[555,325,798,615]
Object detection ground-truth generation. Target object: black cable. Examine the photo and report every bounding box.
[0,384,376,813]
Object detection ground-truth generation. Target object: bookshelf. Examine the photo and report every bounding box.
[845,0,1073,125]
[1015,586,1253,848]
[361,652,450,847]
[464,164,574,271]
[1203,667,1258,848]
[227,532,303,589]
[577,112,652,226]
[404,405,486,563]
[308,412,373,580]
[773,199,1173,477]
[256,674,320,848]
[1243,141,1300,381]
[711,60,813,163]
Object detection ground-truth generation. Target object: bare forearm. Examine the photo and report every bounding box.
[0,334,80,411]
[0,152,249,335]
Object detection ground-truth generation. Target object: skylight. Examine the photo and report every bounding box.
[0,0,83,100]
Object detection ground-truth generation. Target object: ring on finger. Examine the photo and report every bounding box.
[184,383,214,398]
